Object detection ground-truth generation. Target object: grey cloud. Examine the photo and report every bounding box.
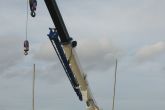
[35,63,67,84]
[77,38,121,72]
[0,36,23,73]
[135,41,165,62]
[33,41,58,62]
[1,61,66,85]
[61,0,165,52]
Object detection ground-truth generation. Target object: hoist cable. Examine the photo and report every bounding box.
[25,0,29,40]
[112,59,118,110]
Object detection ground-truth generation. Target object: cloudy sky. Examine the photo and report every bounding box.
[0,0,165,110]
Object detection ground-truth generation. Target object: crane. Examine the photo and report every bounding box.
[28,0,101,109]
[44,0,101,109]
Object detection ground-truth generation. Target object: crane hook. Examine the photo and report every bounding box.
[31,11,36,17]
[29,0,37,17]
[24,40,29,56]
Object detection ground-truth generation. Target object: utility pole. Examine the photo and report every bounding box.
[112,59,118,110]
[32,64,35,110]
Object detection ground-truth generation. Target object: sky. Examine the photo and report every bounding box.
[0,0,165,110]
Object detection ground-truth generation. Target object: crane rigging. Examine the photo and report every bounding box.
[25,0,101,109]
[24,0,37,55]
[24,0,30,55]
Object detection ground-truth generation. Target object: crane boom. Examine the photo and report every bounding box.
[44,0,100,110]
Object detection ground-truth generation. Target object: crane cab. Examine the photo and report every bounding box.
[24,40,29,55]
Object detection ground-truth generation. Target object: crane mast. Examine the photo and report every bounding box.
[44,0,100,110]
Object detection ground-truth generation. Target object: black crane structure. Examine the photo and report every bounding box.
[44,0,72,43]
[44,0,82,101]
